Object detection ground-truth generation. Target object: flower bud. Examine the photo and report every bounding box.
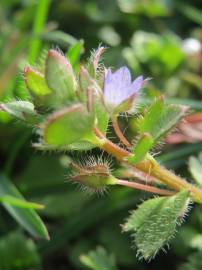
[24,66,52,97]
[103,66,144,114]
[45,49,77,102]
[70,161,117,193]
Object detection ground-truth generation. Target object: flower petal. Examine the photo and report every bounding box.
[112,66,131,86]
[131,75,144,93]
[103,65,144,113]
[105,68,113,84]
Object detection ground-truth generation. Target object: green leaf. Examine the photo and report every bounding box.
[154,104,188,139]
[128,133,154,164]
[0,195,44,210]
[79,66,109,134]
[118,0,170,17]
[80,246,118,270]
[95,101,109,135]
[179,251,202,270]
[24,66,52,96]
[41,31,78,47]
[137,98,164,136]
[0,231,40,270]
[137,99,187,142]
[123,190,190,260]
[0,175,49,239]
[189,153,202,187]
[0,101,40,124]
[67,40,84,68]
[66,141,95,151]
[45,49,77,102]
[127,31,184,74]
[87,47,106,78]
[177,3,202,25]
[43,104,94,146]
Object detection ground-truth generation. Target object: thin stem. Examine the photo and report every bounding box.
[118,164,159,185]
[93,127,129,160]
[93,127,202,203]
[117,179,175,196]
[112,116,132,148]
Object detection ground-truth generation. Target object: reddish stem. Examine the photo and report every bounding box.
[117,179,175,196]
[185,112,202,123]
[112,117,132,148]
[93,126,202,203]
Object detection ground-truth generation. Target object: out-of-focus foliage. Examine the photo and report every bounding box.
[0,231,41,270]
[189,152,202,187]
[80,246,118,270]
[1,0,202,270]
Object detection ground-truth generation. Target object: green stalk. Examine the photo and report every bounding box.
[29,0,51,63]
[93,127,202,203]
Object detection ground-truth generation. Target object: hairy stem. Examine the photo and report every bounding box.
[94,127,202,203]
[112,116,132,148]
[117,179,175,196]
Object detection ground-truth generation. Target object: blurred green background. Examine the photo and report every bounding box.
[2,0,202,269]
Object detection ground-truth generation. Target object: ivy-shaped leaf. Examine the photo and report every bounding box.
[0,101,40,124]
[24,67,52,97]
[137,99,187,142]
[123,190,190,260]
[45,49,77,102]
[43,104,94,146]
[130,99,188,164]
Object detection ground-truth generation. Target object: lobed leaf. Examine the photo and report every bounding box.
[45,49,77,103]
[137,98,164,137]
[24,66,52,96]
[95,101,109,135]
[43,104,94,146]
[123,190,190,260]
[0,101,40,124]
[136,98,187,146]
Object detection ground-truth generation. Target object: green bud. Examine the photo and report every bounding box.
[43,103,94,146]
[88,46,106,77]
[70,162,117,192]
[24,67,52,96]
[45,49,77,102]
[79,66,101,99]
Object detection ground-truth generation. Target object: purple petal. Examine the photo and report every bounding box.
[105,68,113,84]
[103,65,144,111]
[131,75,144,93]
[112,66,131,86]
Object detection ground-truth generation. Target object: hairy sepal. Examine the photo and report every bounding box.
[0,101,40,124]
[45,49,78,105]
[43,104,95,146]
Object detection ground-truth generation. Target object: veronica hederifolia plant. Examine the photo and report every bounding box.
[1,46,202,260]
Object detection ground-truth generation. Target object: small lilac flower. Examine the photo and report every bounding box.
[103,66,144,113]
